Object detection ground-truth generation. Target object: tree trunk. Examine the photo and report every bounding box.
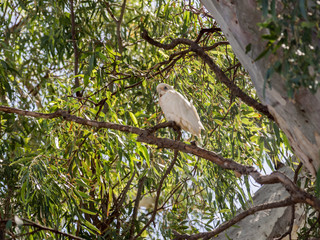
[214,166,305,239]
[201,0,320,176]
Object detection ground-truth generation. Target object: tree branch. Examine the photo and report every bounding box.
[0,218,84,240]
[140,29,274,121]
[202,41,229,51]
[173,197,295,240]
[1,106,319,211]
[102,171,136,233]
[133,131,181,240]
[129,175,146,238]
[195,27,222,43]
[116,0,126,53]
[104,0,126,53]
[70,0,81,97]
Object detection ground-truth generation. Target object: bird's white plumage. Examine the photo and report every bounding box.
[156,83,204,137]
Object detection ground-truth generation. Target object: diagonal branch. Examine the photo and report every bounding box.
[173,197,295,240]
[132,137,180,240]
[0,218,84,240]
[103,171,136,231]
[202,41,229,51]
[0,105,319,211]
[129,175,146,238]
[116,0,126,53]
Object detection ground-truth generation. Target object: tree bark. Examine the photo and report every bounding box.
[213,166,305,240]
[201,0,320,175]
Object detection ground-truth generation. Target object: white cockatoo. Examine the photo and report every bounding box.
[156,83,204,137]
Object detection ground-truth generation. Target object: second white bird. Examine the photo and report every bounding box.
[156,83,204,137]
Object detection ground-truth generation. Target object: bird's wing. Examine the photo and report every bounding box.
[160,90,204,136]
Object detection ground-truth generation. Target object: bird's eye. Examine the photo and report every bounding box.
[164,86,168,90]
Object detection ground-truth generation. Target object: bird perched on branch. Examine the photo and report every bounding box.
[156,83,204,138]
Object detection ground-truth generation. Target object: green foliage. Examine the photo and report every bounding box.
[297,206,320,239]
[258,0,320,97]
[0,0,297,239]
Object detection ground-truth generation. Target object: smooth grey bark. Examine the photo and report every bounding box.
[201,0,320,176]
[214,166,304,240]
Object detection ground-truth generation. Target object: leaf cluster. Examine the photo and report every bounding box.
[258,0,320,97]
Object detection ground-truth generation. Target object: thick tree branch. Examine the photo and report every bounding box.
[173,197,295,240]
[140,29,274,121]
[0,106,319,210]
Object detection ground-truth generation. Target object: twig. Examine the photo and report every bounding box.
[185,4,214,20]
[103,171,136,232]
[195,27,222,43]
[67,95,97,106]
[104,1,117,22]
[129,176,146,238]
[294,162,303,184]
[202,41,229,51]
[208,101,233,137]
[224,62,241,73]
[117,0,126,53]
[94,78,143,119]
[301,214,320,239]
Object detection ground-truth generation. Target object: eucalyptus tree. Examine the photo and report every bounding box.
[0,0,319,239]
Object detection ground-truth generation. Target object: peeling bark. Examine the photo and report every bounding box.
[201,0,320,175]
